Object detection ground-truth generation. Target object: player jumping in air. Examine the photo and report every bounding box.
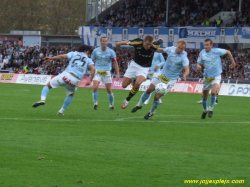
[115,35,163,109]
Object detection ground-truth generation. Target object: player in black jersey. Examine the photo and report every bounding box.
[115,35,163,109]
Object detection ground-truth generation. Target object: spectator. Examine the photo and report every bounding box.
[3,56,9,69]
[216,16,223,27]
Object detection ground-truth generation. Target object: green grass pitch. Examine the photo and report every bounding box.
[0,83,249,187]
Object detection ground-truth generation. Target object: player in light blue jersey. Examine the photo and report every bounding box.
[197,39,235,119]
[32,45,96,115]
[143,52,165,104]
[91,37,120,110]
[131,40,190,119]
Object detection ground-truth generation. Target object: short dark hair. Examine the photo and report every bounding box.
[204,39,213,45]
[100,36,108,42]
[78,45,90,52]
[144,35,154,42]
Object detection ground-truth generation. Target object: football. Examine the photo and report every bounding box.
[155,83,168,95]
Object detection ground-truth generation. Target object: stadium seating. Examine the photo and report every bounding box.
[88,0,242,27]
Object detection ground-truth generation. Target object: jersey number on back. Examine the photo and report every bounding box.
[72,55,87,67]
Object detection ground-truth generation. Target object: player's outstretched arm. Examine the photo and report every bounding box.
[86,65,95,86]
[182,65,189,81]
[226,50,236,69]
[155,48,164,53]
[113,59,120,80]
[43,54,68,61]
[90,64,95,81]
[196,63,202,70]
[115,40,129,48]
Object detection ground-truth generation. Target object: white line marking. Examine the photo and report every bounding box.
[0,118,249,124]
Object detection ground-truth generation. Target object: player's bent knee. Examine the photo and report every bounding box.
[46,82,52,88]
[122,83,128,88]
[134,82,142,88]
[211,92,216,96]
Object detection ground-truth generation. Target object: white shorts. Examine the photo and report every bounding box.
[93,70,112,84]
[147,73,154,80]
[124,61,150,79]
[151,72,177,95]
[50,71,79,95]
[203,75,221,90]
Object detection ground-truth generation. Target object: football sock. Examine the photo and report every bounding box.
[92,91,98,105]
[41,86,50,101]
[202,99,208,110]
[210,95,216,107]
[108,93,114,105]
[144,92,152,104]
[62,96,73,110]
[150,100,160,113]
[138,92,150,106]
[126,87,139,101]
[216,93,218,103]
[59,108,65,113]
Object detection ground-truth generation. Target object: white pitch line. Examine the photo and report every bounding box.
[0,118,249,124]
[114,115,239,121]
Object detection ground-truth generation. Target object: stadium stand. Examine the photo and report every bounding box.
[226,0,250,27]
[88,0,242,27]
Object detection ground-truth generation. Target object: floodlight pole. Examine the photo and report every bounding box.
[166,0,169,25]
[96,0,98,23]
[239,0,242,12]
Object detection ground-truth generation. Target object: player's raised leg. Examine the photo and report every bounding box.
[121,77,132,109]
[32,82,52,107]
[144,92,162,104]
[122,75,145,109]
[131,83,155,113]
[143,92,152,104]
[144,92,162,119]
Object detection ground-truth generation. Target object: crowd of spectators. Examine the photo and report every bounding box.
[0,44,75,75]
[90,0,243,27]
[1,44,250,81]
[226,0,250,27]
[96,0,167,27]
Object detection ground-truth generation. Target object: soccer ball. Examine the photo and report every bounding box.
[155,83,168,95]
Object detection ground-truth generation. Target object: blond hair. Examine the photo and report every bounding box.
[177,39,187,47]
